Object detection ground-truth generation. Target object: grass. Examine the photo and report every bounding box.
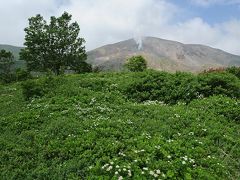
[0,71,240,179]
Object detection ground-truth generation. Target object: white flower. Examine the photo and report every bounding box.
[167,155,171,159]
[115,171,119,175]
[116,165,120,168]
[156,169,161,174]
[175,114,180,118]
[118,176,123,180]
[189,158,195,163]
[110,162,114,165]
[167,139,173,143]
[106,166,113,171]
[123,168,127,171]
[128,170,132,177]
[154,174,158,177]
[102,164,109,169]
[134,159,138,162]
[143,167,148,171]
[150,171,155,175]
[182,161,186,165]
[141,171,145,174]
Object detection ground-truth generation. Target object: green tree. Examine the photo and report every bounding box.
[0,49,14,83]
[125,55,147,72]
[20,12,91,75]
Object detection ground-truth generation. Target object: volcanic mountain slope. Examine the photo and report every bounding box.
[87,37,240,72]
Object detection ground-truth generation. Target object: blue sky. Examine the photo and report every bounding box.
[172,0,240,24]
[0,0,240,54]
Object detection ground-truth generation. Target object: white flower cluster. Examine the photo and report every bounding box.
[134,149,145,153]
[142,132,151,139]
[102,162,133,179]
[167,139,174,143]
[142,100,165,106]
[142,167,164,178]
[181,155,195,165]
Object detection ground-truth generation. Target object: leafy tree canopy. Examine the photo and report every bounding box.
[20,12,91,75]
[125,55,147,72]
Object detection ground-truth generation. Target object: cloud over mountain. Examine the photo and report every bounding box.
[0,0,240,55]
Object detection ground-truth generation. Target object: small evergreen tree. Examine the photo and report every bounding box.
[125,55,147,72]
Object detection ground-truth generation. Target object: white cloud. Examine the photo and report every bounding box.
[59,0,179,50]
[0,0,57,46]
[0,0,240,55]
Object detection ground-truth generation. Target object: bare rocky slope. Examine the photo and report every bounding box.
[87,37,240,72]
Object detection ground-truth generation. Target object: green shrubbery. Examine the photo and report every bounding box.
[15,68,32,81]
[226,66,240,79]
[21,75,63,100]
[123,70,240,104]
[1,70,240,179]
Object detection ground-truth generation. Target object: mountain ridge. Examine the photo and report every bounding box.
[1,37,240,72]
[87,36,240,72]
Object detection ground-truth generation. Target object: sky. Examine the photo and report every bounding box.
[0,0,240,55]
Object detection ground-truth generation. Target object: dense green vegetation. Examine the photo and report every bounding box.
[1,70,239,179]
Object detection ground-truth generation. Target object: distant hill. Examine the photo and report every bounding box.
[0,44,25,69]
[87,37,240,72]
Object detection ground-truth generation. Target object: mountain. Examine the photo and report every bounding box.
[0,44,22,60]
[87,37,240,72]
[2,37,240,72]
[0,44,25,69]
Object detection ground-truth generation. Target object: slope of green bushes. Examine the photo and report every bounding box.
[1,70,240,179]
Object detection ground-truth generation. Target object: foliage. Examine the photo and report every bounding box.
[198,72,240,98]
[0,49,14,83]
[15,68,32,81]
[123,70,240,104]
[20,12,90,75]
[125,55,147,72]
[226,66,240,79]
[1,70,240,179]
[21,75,62,100]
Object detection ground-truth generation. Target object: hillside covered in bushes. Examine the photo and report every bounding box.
[1,70,240,179]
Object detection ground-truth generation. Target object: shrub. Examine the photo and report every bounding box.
[21,79,45,100]
[226,66,240,79]
[190,96,240,122]
[198,72,240,98]
[21,75,60,100]
[123,71,240,104]
[15,68,32,81]
[125,56,147,72]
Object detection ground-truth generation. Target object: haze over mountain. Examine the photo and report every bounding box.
[87,37,240,72]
